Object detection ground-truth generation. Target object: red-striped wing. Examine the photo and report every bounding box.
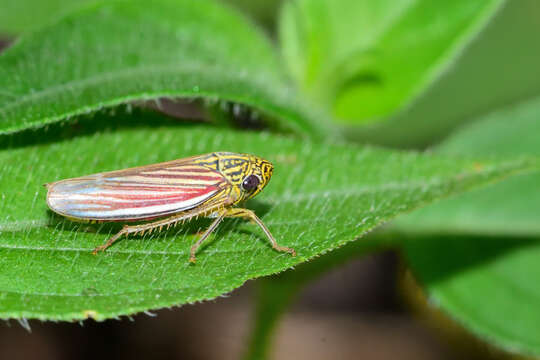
[46,161,228,221]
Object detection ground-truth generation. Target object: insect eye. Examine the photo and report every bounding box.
[242,175,260,192]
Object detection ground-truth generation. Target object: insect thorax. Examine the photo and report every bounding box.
[192,152,272,204]
[219,157,252,184]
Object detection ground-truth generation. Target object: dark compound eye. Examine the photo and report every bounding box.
[242,174,260,192]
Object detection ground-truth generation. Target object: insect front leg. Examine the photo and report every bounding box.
[223,208,296,257]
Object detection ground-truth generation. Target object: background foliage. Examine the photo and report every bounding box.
[0,0,539,358]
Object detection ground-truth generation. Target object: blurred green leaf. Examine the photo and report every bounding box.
[400,96,540,354]
[397,95,540,235]
[0,110,533,321]
[404,235,540,355]
[0,0,326,137]
[0,0,282,36]
[225,0,283,31]
[0,0,93,35]
[352,0,540,148]
[279,0,503,124]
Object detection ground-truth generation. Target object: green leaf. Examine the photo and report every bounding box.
[399,96,540,354]
[0,0,279,36]
[225,0,282,30]
[0,0,326,137]
[279,0,503,124]
[404,235,540,355]
[0,0,93,35]
[350,0,540,148]
[0,110,533,321]
[397,95,540,235]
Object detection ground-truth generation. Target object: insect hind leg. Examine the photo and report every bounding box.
[92,210,205,255]
[92,224,131,254]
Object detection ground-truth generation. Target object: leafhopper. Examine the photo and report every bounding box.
[46,152,296,262]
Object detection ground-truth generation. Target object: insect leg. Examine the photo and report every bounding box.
[189,214,225,263]
[92,208,209,255]
[92,225,134,254]
[223,208,296,256]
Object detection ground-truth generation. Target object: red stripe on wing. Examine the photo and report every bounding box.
[136,173,222,181]
[47,162,229,220]
[73,186,218,210]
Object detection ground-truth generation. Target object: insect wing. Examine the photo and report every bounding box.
[46,161,228,221]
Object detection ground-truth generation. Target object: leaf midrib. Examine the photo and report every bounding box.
[0,166,524,253]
